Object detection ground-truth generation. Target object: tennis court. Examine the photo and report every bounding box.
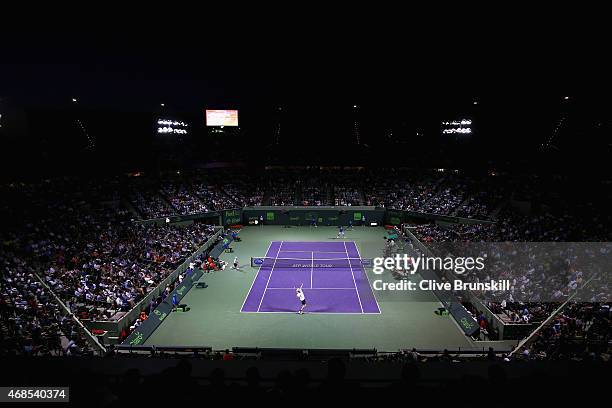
[241,241,380,313]
[144,226,486,351]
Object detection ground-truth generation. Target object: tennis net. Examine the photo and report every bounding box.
[251,257,373,268]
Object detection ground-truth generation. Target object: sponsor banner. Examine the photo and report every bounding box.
[124,269,204,346]
[222,209,242,225]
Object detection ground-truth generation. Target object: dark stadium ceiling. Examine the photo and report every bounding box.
[1,26,611,115]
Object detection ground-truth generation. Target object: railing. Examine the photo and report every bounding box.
[113,345,514,358]
[243,205,379,210]
[134,211,223,225]
[403,226,534,340]
[509,275,595,357]
[396,209,496,225]
[34,273,107,355]
[402,225,597,342]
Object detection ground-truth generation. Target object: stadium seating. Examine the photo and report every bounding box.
[1,168,610,362]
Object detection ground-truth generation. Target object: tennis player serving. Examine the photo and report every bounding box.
[296,284,307,314]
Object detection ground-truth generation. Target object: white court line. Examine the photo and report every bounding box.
[310,251,314,289]
[240,240,273,312]
[261,257,364,261]
[257,241,283,312]
[277,250,349,254]
[266,287,357,290]
[344,241,364,314]
[351,241,382,314]
[240,311,380,315]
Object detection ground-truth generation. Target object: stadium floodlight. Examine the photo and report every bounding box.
[442,128,472,134]
[157,126,188,134]
[72,98,78,103]
[157,118,189,135]
[441,118,472,136]
[160,103,165,107]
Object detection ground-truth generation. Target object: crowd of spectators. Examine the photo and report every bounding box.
[300,177,330,206]
[333,185,362,206]
[129,189,176,219]
[222,180,264,206]
[117,168,531,219]
[363,171,518,219]
[414,205,612,244]
[415,221,609,291]
[0,176,221,356]
[0,249,93,356]
[516,302,610,361]
[160,183,210,215]
[455,187,505,219]
[2,168,610,362]
[118,251,227,343]
[267,175,297,206]
[40,221,216,321]
[127,173,247,218]
[419,176,468,215]
[125,176,176,219]
[191,180,236,210]
[409,198,611,350]
[364,172,442,211]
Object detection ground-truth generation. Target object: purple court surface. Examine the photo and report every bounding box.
[241,241,381,314]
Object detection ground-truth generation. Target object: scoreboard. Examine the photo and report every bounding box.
[206,110,239,127]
